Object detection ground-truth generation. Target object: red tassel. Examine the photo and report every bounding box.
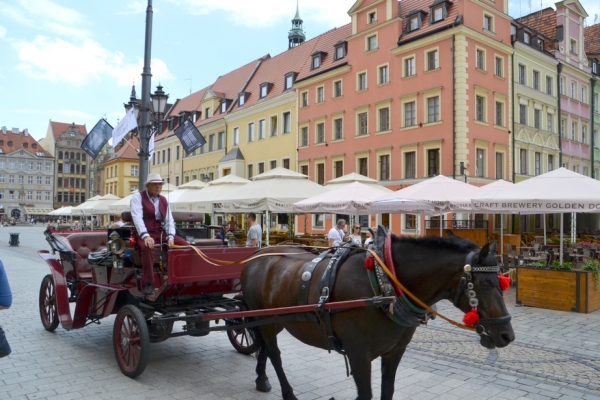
[463,308,479,326]
[364,257,374,270]
[129,236,136,246]
[498,274,511,292]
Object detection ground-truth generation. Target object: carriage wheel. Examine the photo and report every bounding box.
[226,319,258,355]
[39,274,59,332]
[113,305,150,378]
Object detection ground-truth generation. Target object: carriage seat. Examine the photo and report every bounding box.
[66,233,108,280]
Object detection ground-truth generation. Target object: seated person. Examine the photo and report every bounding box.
[109,213,126,229]
[215,226,225,241]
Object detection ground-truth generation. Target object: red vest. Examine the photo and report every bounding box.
[140,189,168,232]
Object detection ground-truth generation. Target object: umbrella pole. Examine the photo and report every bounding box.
[543,214,547,246]
[571,212,576,244]
[560,213,564,264]
[500,215,503,256]
[439,214,443,237]
[265,210,269,247]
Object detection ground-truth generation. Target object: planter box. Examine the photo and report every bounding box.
[516,267,600,313]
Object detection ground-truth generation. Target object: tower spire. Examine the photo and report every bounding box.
[288,0,305,48]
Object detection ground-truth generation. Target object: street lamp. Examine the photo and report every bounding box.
[150,84,169,133]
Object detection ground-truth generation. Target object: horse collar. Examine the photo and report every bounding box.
[383,234,403,297]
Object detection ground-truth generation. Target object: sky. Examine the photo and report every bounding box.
[0,0,598,143]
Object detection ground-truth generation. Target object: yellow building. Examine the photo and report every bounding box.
[103,138,140,197]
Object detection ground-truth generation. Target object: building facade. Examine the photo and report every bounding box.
[103,138,140,197]
[584,23,600,178]
[39,121,89,208]
[0,127,54,221]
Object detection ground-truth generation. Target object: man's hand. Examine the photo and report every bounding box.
[168,238,174,247]
[143,236,154,248]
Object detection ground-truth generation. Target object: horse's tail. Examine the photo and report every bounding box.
[249,321,263,360]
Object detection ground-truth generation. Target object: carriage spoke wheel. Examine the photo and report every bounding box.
[39,274,59,332]
[226,318,258,355]
[113,305,150,378]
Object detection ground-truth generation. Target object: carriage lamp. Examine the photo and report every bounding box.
[108,234,126,274]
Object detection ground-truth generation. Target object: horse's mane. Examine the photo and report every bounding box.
[395,234,479,254]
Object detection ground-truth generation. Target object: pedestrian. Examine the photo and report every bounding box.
[245,213,262,247]
[328,219,349,247]
[0,259,12,358]
[348,224,363,246]
[364,229,374,248]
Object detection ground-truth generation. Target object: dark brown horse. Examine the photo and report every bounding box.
[241,229,515,400]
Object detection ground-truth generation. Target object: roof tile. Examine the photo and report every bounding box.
[0,129,52,158]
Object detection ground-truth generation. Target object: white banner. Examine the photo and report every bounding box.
[112,108,138,145]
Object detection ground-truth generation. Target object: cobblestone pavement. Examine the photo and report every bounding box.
[1,225,600,399]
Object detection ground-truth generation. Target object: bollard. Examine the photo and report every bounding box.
[9,232,19,246]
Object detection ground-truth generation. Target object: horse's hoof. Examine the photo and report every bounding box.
[255,378,272,392]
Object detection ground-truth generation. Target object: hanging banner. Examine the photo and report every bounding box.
[81,118,113,159]
[174,119,206,155]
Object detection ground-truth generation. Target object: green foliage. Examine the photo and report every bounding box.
[582,259,600,289]
[525,261,546,269]
[551,260,573,270]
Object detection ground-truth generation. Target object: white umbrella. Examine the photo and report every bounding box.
[478,180,515,254]
[473,168,600,263]
[325,172,384,188]
[89,193,121,215]
[177,179,207,189]
[109,193,135,213]
[71,195,102,216]
[172,175,250,214]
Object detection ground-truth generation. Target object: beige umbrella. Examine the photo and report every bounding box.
[178,179,207,189]
[172,174,250,214]
[89,193,121,215]
[71,195,102,216]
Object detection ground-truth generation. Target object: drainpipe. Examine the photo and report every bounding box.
[511,52,516,183]
[452,34,456,179]
[591,77,596,178]
[557,62,563,166]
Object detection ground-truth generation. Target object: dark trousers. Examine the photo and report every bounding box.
[138,230,188,285]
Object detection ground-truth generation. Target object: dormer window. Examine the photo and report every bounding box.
[536,38,544,51]
[23,143,28,148]
[334,40,347,60]
[204,107,211,119]
[406,10,425,32]
[433,6,443,21]
[284,72,297,90]
[7,141,12,146]
[32,143,37,149]
[70,131,76,137]
[238,92,249,106]
[524,32,530,44]
[429,0,449,23]
[570,39,577,54]
[220,100,228,113]
[409,16,419,31]
[311,51,326,70]
[368,11,377,24]
[259,83,273,98]
[168,117,174,130]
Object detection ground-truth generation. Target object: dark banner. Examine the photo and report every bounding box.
[81,118,113,159]
[174,119,206,155]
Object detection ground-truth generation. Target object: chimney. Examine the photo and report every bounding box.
[12,127,19,134]
[23,129,28,136]
[1,126,5,135]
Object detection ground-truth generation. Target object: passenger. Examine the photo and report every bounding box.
[130,173,188,295]
[245,213,262,247]
[110,213,125,229]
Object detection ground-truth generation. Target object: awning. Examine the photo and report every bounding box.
[25,207,55,215]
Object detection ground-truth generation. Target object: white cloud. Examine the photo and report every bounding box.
[11,35,173,86]
[118,1,149,15]
[0,25,6,39]
[168,0,355,28]
[59,110,95,119]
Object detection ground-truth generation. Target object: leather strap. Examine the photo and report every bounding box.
[298,249,331,306]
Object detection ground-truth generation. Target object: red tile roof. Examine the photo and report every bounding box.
[397,0,461,43]
[167,87,208,118]
[516,8,557,46]
[584,23,600,58]
[106,137,139,163]
[49,121,87,141]
[295,24,352,82]
[0,128,52,158]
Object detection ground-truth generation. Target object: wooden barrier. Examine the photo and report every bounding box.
[424,229,488,246]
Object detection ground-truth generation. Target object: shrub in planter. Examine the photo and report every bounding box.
[582,259,600,289]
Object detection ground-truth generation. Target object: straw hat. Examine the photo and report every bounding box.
[145,173,164,185]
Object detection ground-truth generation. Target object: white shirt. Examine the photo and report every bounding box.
[327,227,345,247]
[130,191,176,239]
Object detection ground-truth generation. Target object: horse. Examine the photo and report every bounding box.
[240,227,515,400]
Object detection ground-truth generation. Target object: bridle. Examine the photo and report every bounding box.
[454,250,512,337]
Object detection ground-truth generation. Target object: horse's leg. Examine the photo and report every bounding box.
[254,327,272,393]
[347,352,373,400]
[380,347,407,400]
[260,325,297,400]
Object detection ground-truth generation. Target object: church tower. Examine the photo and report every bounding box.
[288,1,305,48]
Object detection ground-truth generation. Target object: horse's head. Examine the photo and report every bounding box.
[454,241,515,349]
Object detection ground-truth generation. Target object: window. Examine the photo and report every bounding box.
[301,127,308,146]
[427,149,439,177]
[405,214,416,229]
[301,91,308,107]
[18,161,24,169]
[270,116,278,136]
[27,161,33,170]
[405,152,416,179]
[409,16,419,31]
[334,80,342,98]
[283,112,291,133]
[334,160,343,178]
[358,157,368,176]
[404,101,416,126]
[581,86,587,104]
[519,104,527,125]
[316,163,325,184]
[283,159,290,169]
[334,42,346,60]
[404,57,415,77]
[334,118,343,140]
[218,131,225,149]
[270,160,276,169]
[9,161,14,169]
[379,108,390,131]
[248,122,255,142]
[247,164,253,179]
[495,152,503,179]
[524,32,530,44]
[476,149,485,177]
[495,101,504,126]
[572,122,577,140]
[432,6,443,22]
[547,113,554,133]
[27,175,33,184]
[427,50,438,71]
[18,175,23,184]
[559,77,565,95]
[520,149,528,174]
[561,119,566,137]
[260,84,268,98]
[317,86,324,103]
[239,93,246,106]
[595,93,599,112]
[534,152,541,176]
[314,214,324,228]
[221,101,227,113]
[476,49,485,70]
[45,192,50,201]
[495,57,502,77]
[64,164,70,173]
[379,155,390,181]
[258,162,265,174]
[427,97,440,123]
[258,119,266,140]
[570,39,577,53]
[204,107,211,119]
[533,71,540,90]
[358,112,368,135]
[476,96,485,122]
[582,125,587,144]
[312,54,321,69]
[358,72,367,90]
[534,109,541,129]
[316,123,325,143]
[367,35,377,51]
[233,127,239,146]
[546,76,553,95]
[368,11,377,24]
[518,64,525,84]
[484,15,493,31]
[378,65,388,84]
[571,81,577,100]
[285,73,295,89]
[27,191,32,200]
[9,175,14,183]
[45,176,51,185]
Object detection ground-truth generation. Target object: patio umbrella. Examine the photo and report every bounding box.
[172,174,250,214]
[71,195,102,216]
[325,172,385,188]
[472,168,600,263]
[217,168,329,243]
[478,180,515,254]
[109,193,135,213]
[89,193,121,215]
[177,179,207,189]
